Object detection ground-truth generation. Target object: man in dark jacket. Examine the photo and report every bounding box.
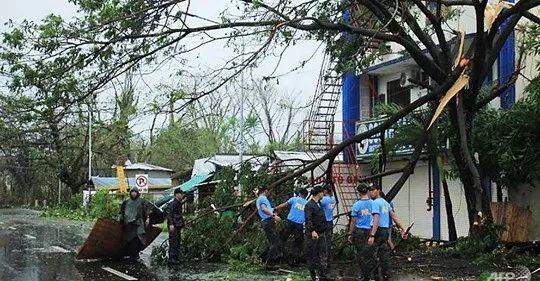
[305,185,330,281]
[119,186,153,262]
[167,188,185,265]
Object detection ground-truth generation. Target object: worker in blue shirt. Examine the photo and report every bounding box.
[320,184,336,259]
[275,187,308,266]
[368,185,408,281]
[380,190,396,251]
[256,187,282,268]
[347,183,374,281]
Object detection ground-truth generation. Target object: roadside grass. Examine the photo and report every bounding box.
[40,189,120,221]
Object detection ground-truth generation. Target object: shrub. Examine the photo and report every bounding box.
[227,244,263,272]
[41,189,120,221]
[89,189,120,219]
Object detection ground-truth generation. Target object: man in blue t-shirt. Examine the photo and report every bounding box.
[275,187,308,266]
[368,185,408,280]
[256,187,282,268]
[320,184,336,258]
[347,183,374,280]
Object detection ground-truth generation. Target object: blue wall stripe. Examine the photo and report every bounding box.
[342,8,360,163]
[498,0,516,109]
[342,74,360,162]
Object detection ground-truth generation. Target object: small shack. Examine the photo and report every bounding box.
[121,162,174,179]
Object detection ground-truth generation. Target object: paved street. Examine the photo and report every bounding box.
[0,209,431,281]
[0,209,299,281]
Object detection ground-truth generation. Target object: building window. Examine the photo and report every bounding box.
[387,79,411,107]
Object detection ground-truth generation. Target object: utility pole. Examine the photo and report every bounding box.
[238,33,246,195]
[87,95,93,207]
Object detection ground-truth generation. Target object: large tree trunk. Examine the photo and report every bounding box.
[448,97,492,236]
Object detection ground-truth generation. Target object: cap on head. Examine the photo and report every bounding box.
[310,185,325,196]
[297,187,308,197]
[368,184,380,191]
[130,186,139,193]
[357,183,369,194]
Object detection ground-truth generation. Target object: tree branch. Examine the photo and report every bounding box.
[455,96,483,212]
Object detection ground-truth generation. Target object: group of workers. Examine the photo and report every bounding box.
[257,182,408,281]
[257,184,335,273]
[117,181,407,280]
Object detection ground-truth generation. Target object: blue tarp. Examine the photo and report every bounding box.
[91,177,172,190]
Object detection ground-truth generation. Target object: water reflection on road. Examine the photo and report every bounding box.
[0,209,286,281]
[0,209,430,281]
[0,209,162,280]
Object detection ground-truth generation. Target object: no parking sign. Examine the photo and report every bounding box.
[135,174,149,193]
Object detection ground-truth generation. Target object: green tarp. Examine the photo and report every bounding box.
[154,174,212,208]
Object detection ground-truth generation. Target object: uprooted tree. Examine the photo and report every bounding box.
[1,0,539,234]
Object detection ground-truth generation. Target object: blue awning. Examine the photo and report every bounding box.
[154,174,212,207]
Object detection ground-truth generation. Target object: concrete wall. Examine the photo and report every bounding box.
[359,75,371,119]
[507,181,540,240]
[381,160,470,240]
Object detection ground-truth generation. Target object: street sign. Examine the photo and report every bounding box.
[135,174,149,193]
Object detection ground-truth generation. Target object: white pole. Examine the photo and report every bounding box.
[58,180,61,205]
[88,103,92,180]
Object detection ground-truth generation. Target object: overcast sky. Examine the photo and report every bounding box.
[0,1,329,141]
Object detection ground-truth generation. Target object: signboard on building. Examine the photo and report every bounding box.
[306,163,368,230]
[135,174,149,193]
[306,164,367,206]
[355,117,414,159]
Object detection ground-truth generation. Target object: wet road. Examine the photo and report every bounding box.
[0,209,296,281]
[0,209,429,281]
[0,208,161,281]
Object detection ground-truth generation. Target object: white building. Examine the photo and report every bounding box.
[319,3,540,240]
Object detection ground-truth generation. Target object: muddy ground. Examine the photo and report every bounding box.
[0,209,484,280]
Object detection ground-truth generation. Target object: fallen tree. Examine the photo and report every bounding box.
[2,0,539,235]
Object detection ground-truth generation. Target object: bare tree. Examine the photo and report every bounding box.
[246,80,303,150]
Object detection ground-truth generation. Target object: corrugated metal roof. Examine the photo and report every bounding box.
[124,162,174,172]
[110,162,174,172]
[192,155,269,177]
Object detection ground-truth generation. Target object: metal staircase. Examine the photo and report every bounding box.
[303,54,342,152]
